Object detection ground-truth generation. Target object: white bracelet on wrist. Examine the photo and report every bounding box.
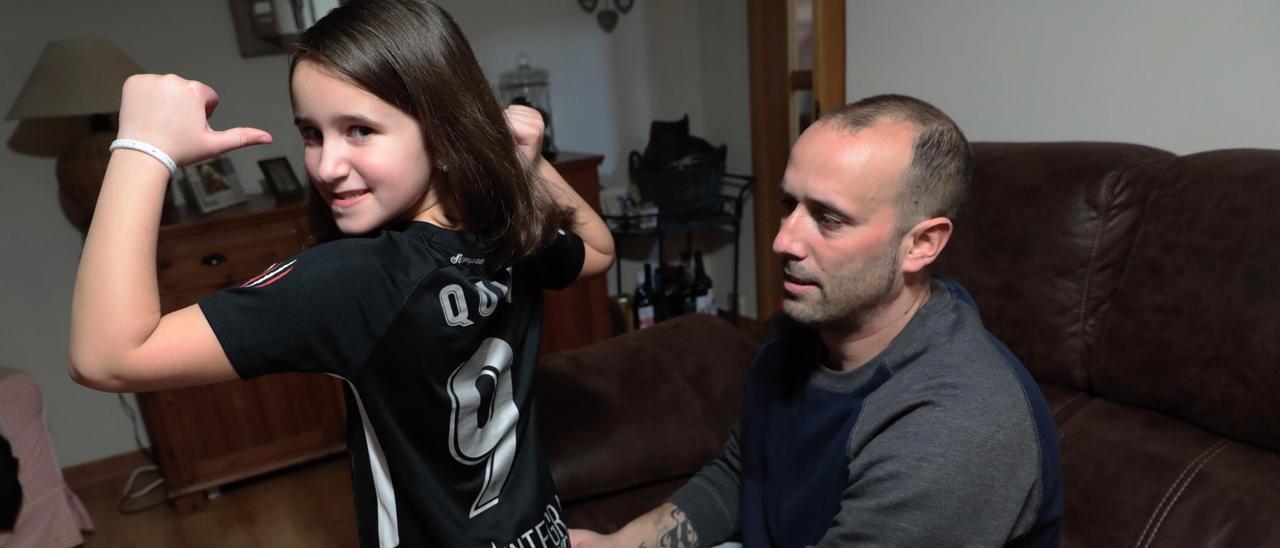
[109,139,178,177]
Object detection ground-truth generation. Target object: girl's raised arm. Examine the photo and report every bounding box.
[534,159,615,280]
[505,105,615,280]
[69,74,272,393]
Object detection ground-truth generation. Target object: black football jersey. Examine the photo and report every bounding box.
[201,220,583,547]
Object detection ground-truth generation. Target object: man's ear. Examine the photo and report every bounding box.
[900,217,953,274]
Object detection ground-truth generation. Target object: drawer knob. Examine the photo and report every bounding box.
[201,253,228,267]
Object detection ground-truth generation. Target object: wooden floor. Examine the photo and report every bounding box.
[75,455,358,547]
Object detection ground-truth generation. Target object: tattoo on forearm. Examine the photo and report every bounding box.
[642,507,698,548]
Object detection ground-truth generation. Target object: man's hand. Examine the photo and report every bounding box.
[116,74,272,167]
[568,503,701,548]
[503,104,544,164]
[568,529,613,548]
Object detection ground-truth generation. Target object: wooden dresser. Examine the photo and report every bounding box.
[540,153,613,354]
[139,153,611,511]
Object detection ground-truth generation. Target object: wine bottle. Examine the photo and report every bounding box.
[634,264,656,329]
[656,260,688,318]
[651,266,666,321]
[679,252,695,315]
[692,251,716,315]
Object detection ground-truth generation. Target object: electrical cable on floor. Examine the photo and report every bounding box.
[116,393,168,514]
[117,393,154,463]
[116,464,167,514]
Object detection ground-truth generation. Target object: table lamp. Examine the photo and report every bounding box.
[5,38,144,234]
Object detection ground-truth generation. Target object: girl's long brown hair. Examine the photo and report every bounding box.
[292,0,574,271]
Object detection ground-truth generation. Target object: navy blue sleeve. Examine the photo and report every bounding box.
[199,239,419,380]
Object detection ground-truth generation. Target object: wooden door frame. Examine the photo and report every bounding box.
[814,0,846,119]
[747,0,845,320]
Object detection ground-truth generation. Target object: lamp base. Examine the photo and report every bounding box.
[55,132,116,234]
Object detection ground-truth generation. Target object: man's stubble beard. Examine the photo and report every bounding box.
[781,242,902,333]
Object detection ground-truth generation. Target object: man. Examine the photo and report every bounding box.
[571,95,1061,547]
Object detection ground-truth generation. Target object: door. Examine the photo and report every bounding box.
[747,0,845,320]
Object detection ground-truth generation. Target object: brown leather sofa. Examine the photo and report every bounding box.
[537,142,1280,546]
[935,142,1280,547]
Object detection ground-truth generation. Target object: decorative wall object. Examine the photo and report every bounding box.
[579,0,634,32]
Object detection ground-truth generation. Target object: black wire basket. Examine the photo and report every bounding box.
[629,147,726,222]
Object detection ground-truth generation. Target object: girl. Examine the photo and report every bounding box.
[68,1,614,546]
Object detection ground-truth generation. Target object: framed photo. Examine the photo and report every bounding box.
[181,157,247,214]
[257,157,305,202]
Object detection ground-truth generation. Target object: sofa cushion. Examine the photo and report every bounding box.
[537,314,760,504]
[935,142,1172,391]
[1056,399,1280,548]
[1141,439,1280,547]
[1037,381,1089,425]
[1089,149,1280,453]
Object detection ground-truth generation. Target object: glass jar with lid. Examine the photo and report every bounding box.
[498,54,557,160]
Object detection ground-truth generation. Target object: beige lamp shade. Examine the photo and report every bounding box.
[7,38,144,234]
[6,38,143,120]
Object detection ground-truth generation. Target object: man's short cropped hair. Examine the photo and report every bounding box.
[818,94,972,234]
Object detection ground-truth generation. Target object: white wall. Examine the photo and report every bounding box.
[845,0,1280,154]
[0,0,751,466]
[697,0,756,319]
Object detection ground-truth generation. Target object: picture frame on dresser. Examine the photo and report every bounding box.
[257,156,305,202]
[180,157,247,214]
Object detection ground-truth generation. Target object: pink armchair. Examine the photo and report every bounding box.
[0,369,93,547]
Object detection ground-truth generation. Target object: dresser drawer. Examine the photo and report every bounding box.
[157,220,303,292]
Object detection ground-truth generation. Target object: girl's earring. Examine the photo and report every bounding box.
[437,162,449,173]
